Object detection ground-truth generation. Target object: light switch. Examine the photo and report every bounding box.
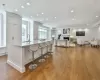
[12,37,14,40]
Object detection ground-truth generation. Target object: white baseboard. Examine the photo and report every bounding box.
[0,53,6,56]
[24,58,32,65]
[7,60,25,73]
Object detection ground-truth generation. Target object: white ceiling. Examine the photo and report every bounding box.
[0,0,100,28]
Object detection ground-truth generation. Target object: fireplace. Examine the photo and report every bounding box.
[63,37,69,41]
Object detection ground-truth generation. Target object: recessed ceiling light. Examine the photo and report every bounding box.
[74,16,76,17]
[31,16,32,18]
[40,20,42,21]
[27,3,30,5]
[84,28,89,32]
[71,10,74,13]
[87,24,89,26]
[15,9,18,11]
[54,17,57,19]
[96,16,99,18]
[37,14,39,16]
[21,6,24,8]
[99,27,100,31]
[46,18,48,20]
[41,13,44,14]
[72,18,75,20]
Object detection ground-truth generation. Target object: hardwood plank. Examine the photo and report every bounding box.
[0,47,100,80]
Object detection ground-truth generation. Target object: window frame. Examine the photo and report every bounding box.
[38,26,49,40]
[22,18,33,42]
[0,12,6,47]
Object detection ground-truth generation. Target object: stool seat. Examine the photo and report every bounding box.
[47,41,53,53]
[44,41,51,58]
[38,42,46,63]
[29,44,39,70]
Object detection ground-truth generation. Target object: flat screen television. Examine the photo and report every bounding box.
[76,31,85,36]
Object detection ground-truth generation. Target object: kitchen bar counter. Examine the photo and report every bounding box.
[15,40,52,47]
[7,40,53,73]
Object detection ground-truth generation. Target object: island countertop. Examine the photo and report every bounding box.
[14,40,52,47]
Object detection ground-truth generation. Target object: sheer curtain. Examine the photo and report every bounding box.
[38,27,48,39]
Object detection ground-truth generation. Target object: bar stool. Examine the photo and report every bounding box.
[44,41,50,58]
[29,44,39,70]
[48,41,53,54]
[38,42,46,62]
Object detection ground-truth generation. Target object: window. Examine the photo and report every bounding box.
[22,20,30,42]
[38,27,48,39]
[0,13,6,47]
[22,19,33,42]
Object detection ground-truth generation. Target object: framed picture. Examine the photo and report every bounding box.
[63,28,70,34]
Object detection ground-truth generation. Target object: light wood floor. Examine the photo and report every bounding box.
[0,47,100,80]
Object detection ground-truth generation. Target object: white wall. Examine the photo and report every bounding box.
[33,21,51,40]
[0,47,6,56]
[97,27,100,39]
[71,27,100,41]
[33,21,42,40]
[56,27,100,41]
[6,12,26,73]
[48,27,52,40]
[6,12,22,46]
[56,28,70,39]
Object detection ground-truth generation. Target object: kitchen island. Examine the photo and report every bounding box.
[7,40,53,73]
